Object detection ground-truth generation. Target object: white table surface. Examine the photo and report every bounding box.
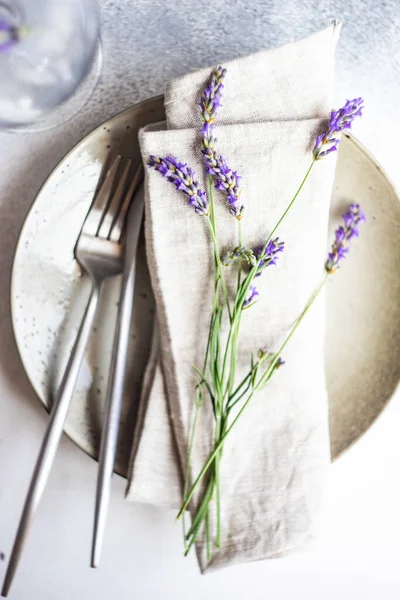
[1,1,400,598]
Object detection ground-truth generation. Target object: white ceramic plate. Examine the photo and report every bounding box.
[11,97,400,476]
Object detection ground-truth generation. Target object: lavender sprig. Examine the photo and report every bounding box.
[147,155,209,216]
[254,237,285,276]
[159,60,367,560]
[200,67,244,219]
[178,203,367,521]
[325,203,366,273]
[202,145,244,219]
[0,19,20,52]
[239,238,284,307]
[313,98,364,159]
[199,66,226,129]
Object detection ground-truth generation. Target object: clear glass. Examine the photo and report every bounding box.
[0,0,100,130]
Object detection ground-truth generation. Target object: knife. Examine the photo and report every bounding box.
[91,169,144,567]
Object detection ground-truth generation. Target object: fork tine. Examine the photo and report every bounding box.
[81,156,122,237]
[109,163,143,243]
[98,159,131,240]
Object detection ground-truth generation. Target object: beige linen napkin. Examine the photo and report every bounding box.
[126,23,341,571]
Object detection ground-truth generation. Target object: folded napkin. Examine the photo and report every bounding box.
[126,23,341,572]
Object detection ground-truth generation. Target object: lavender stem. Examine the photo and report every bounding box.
[237,219,243,289]
[177,272,329,519]
[206,216,232,321]
[182,180,224,544]
[269,159,315,246]
[235,159,315,317]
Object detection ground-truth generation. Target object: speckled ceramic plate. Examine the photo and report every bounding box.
[10,97,400,476]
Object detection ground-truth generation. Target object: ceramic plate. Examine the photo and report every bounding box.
[11,97,400,476]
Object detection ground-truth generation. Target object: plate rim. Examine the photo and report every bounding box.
[9,101,400,475]
[9,96,163,478]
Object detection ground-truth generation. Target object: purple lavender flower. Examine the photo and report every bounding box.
[243,285,259,308]
[325,203,366,273]
[313,98,364,159]
[274,357,285,370]
[148,155,209,216]
[0,19,19,52]
[200,67,244,219]
[202,146,244,219]
[254,238,285,276]
[200,66,226,129]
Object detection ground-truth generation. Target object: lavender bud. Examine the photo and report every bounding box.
[313,98,364,159]
[200,67,244,219]
[325,203,366,273]
[148,155,209,216]
[199,66,226,127]
[223,246,256,267]
[0,19,20,52]
[254,238,285,276]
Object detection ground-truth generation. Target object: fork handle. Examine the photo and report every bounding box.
[1,284,100,598]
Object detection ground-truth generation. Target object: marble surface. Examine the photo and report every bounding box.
[1,1,400,598]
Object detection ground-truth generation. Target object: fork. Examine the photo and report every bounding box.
[1,156,140,598]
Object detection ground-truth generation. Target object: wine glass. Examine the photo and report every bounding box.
[0,0,101,131]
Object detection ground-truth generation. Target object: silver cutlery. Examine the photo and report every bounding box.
[91,172,144,568]
[2,155,139,597]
